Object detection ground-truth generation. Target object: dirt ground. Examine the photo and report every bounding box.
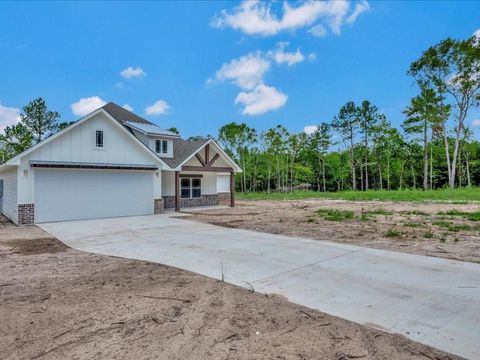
[0,217,460,360]
[184,200,480,264]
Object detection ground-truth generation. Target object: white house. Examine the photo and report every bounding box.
[0,102,241,225]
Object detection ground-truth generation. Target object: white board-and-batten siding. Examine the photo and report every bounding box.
[17,112,163,205]
[0,168,18,224]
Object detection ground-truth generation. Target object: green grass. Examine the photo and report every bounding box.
[385,228,402,238]
[436,210,480,221]
[316,209,354,221]
[365,208,393,216]
[237,187,480,203]
[422,231,434,239]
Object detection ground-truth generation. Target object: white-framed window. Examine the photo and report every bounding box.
[155,139,169,154]
[180,177,201,198]
[95,130,104,148]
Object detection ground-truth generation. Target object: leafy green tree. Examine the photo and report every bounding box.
[0,123,33,161]
[218,122,257,192]
[357,100,382,191]
[20,97,60,143]
[309,123,331,192]
[332,101,359,190]
[167,127,180,135]
[408,36,480,187]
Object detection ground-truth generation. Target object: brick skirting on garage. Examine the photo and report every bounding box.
[18,203,34,225]
[163,194,219,209]
[154,198,164,214]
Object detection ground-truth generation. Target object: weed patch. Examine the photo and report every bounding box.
[316,209,354,221]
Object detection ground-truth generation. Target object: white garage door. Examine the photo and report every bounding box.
[35,169,154,223]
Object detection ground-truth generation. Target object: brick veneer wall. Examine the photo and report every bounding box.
[163,195,219,209]
[154,198,164,214]
[218,192,231,206]
[18,203,34,225]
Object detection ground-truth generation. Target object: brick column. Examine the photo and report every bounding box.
[154,198,164,214]
[18,203,34,225]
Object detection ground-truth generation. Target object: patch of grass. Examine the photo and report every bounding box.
[316,208,354,221]
[436,210,480,221]
[365,208,393,216]
[432,220,451,228]
[385,228,401,238]
[358,213,373,222]
[400,210,429,216]
[422,231,434,239]
[238,187,480,203]
[404,222,425,228]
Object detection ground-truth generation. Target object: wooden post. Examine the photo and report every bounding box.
[175,171,180,212]
[230,171,235,207]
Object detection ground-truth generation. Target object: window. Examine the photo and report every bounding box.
[180,178,201,198]
[155,140,168,154]
[95,130,104,148]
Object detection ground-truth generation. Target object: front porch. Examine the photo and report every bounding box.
[161,143,236,212]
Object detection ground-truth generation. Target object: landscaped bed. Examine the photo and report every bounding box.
[0,216,459,360]
[185,199,480,263]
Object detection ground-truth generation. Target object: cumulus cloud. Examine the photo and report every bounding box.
[122,104,134,112]
[268,42,305,66]
[120,66,146,79]
[309,24,327,38]
[304,125,318,135]
[145,100,171,116]
[235,84,287,115]
[346,0,370,24]
[71,96,107,117]
[0,102,21,132]
[472,119,480,127]
[212,0,366,37]
[212,52,270,90]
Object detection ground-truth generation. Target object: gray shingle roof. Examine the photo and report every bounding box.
[160,138,209,168]
[102,102,209,169]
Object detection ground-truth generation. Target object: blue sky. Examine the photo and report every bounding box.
[0,1,479,138]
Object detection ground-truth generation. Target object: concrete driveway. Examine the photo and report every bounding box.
[40,215,480,359]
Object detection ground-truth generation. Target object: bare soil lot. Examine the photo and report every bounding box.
[0,217,459,360]
[185,200,480,263]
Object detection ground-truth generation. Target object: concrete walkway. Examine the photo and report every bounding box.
[40,215,480,359]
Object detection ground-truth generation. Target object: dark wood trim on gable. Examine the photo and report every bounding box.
[179,174,203,178]
[181,166,233,173]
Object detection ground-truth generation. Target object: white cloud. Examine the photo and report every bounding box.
[308,52,317,62]
[0,102,21,132]
[304,125,318,135]
[346,0,370,24]
[235,84,287,115]
[268,42,305,66]
[71,96,107,117]
[212,0,363,37]
[120,66,146,79]
[122,104,134,112]
[309,24,327,38]
[212,52,270,90]
[472,119,480,127]
[145,100,171,116]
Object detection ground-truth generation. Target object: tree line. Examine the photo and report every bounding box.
[217,35,480,192]
[1,35,479,193]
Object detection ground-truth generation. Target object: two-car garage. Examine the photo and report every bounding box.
[34,168,155,223]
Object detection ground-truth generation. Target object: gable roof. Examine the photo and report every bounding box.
[0,107,168,169]
[102,102,179,137]
[160,138,210,168]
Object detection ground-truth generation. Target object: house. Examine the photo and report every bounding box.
[0,102,241,225]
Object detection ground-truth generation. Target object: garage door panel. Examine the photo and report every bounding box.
[35,169,154,222]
